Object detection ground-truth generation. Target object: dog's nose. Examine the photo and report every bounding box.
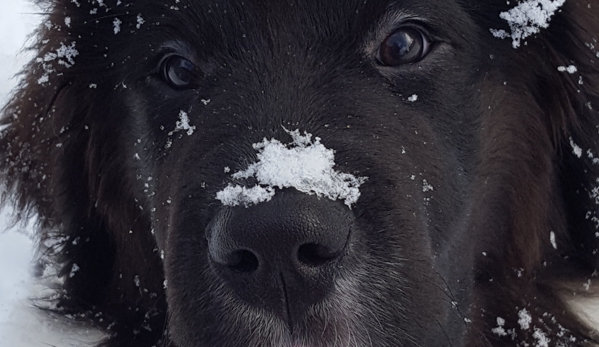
[206,189,354,320]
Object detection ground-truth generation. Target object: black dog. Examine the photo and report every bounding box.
[2,0,599,346]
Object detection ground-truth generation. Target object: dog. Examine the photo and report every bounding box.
[2,0,599,346]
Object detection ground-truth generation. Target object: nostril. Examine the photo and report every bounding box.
[297,243,340,267]
[228,250,259,273]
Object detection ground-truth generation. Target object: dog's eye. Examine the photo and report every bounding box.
[377,27,431,66]
[161,55,199,89]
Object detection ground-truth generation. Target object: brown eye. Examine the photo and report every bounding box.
[161,54,200,89]
[377,27,431,66]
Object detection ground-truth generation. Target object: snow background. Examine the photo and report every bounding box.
[1,1,599,346]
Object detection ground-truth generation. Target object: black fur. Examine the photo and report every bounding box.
[2,0,599,346]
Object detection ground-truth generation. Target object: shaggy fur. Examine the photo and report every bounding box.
[2,0,599,346]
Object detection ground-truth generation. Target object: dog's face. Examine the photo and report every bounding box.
[6,0,599,346]
[116,1,482,346]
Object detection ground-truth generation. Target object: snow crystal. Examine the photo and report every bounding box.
[422,179,434,192]
[216,185,275,207]
[490,0,565,49]
[407,94,418,102]
[64,16,71,28]
[136,14,145,29]
[216,129,367,208]
[174,110,195,135]
[533,328,550,347]
[113,18,122,34]
[557,65,577,74]
[518,308,532,330]
[36,41,79,85]
[492,317,508,336]
[569,137,582,158]
[550,231,557,249]
[69,263,79,278]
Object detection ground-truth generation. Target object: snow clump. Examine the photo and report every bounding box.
[557,65,577,74]
[113,18,122,34]
[490,0,566,49]
[216,129,367,208]
[174,110,195,135]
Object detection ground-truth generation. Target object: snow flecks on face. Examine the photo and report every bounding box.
[64,16,71,28]
[216,129,367,208]
[136,14,145,29]
[422,179,434,193]
[518,308,532,330]
[587,149,599,165]
[550,231,557,249]
[533,328,551,347]
[583,279,591,291]
[69,263,80,278]
[492,317,508,336]
[113,18,122,34]
[569,137,582,158]
[557,65,578,74]
[490,0,566,48]
[36,41,79,85]
[216,185,275,207]
[407,94,418,102]
[174,110,195,135]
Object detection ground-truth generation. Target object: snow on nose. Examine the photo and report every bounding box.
[216,129,367,208]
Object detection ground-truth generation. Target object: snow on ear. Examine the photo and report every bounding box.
[215,129,367,208]
[490,0,565,49]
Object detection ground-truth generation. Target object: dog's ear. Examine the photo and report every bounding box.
[0,1,90,215]
[543,1,599,271]
[0,0,142,225]
[471,1,599,273]
[0,1,165,332]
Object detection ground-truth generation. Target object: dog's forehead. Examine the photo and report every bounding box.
[156,0,465,43]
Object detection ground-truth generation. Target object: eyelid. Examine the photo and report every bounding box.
[363,10,436,60]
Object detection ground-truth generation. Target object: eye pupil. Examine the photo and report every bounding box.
[162,55,198,88]
[378,27,429,66]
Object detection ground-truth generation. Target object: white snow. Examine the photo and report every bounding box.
[558,65,578,74]
[422,179,434,193]
[135,14,144,29]
[569,137,582,158]
[533,328,550,347]
[174,110,195,135]
[491,317,508,336]
[518,308,532,330]
[550,231,557,249]
[113,18,121,35]
[490,0,566,49]
[216,129,367,208]
[36,41,79,85]
[407,94,418,102]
